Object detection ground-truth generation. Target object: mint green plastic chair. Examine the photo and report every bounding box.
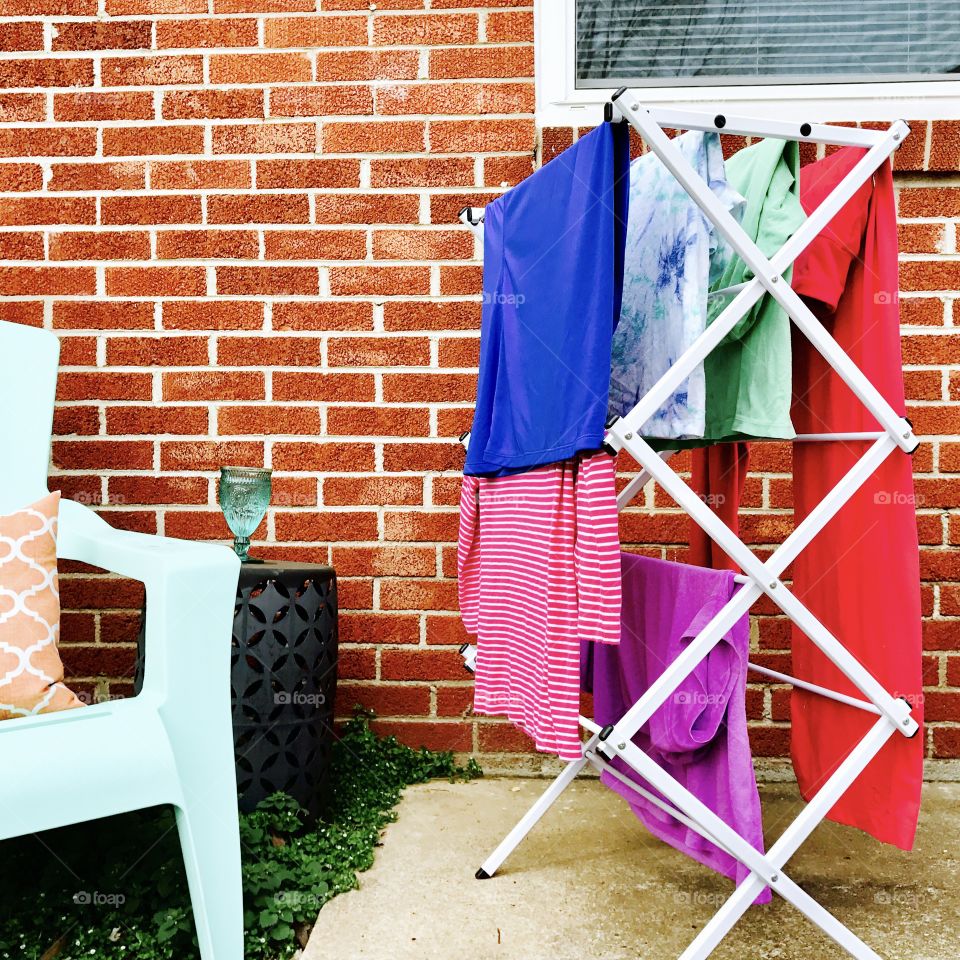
[0,319,243,960]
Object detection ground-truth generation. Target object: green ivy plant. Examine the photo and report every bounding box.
[0,709,482,960]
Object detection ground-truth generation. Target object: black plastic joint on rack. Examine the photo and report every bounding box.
[594,746,612,762]
[800,122,812,138]
[903,417,921,456]
[601,440,619,457]
[603,101,613,123]
[598,724,615,741]
[714,114,726,129]
[611,86,628,102]
[899,698,921,738]
[475,868,491,880]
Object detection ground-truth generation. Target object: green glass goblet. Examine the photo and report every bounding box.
[218,466,272,562]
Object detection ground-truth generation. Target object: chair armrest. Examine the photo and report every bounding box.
[56,498,240,704]
[57,498,238,584]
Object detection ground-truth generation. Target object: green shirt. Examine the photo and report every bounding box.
[702,137,806,442]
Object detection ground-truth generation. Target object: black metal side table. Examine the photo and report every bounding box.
[232,561,338,823]
[135,560,338,824]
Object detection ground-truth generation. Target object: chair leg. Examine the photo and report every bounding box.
[174,782,244,960]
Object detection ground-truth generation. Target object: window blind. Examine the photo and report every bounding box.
[576,1,960,87]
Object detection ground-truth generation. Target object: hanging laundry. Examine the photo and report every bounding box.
[582,552,768,901]
[790,147,923,849]
[688,441,750,573]
[697,138,806,443]
[464,122,630,477]
[458,452,621,761]
[608,131,745,439]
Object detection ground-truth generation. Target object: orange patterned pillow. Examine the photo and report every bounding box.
[0,491,83,721]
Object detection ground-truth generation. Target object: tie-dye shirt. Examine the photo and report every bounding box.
[608,131,744,439]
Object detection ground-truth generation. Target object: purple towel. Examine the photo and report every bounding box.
[582,552,769,903]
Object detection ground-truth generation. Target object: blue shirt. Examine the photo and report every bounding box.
[464,122,630,476]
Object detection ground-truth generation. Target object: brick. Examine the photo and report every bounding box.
[323,120,425,153]
[102,195,202,225]
[160,440,264,471]
[54,300,154,330]
[156,229,259,260]
[156,17,259,48]
[274,511,378,542]
[54,92,154,122]
[273,371,374,402]
[0,162,42,192]
[210,53,313,84]
[217,405,320,436]
[898,222,947,254]
[207,193,309,224]
[264,15,367,47]
[272,300,372,331]
[0,22,43,50]
[163,300,264,330]
[340,611,420,645]
[898,187,960,218]
[335,683,431,718]
[105,266,207,297]
[49,161,145,192]
[0,129,96,158]
[217,266,319,297]
[103,125,205,158]
[106,405,209,436]
[163,89,265,121]
[382,372,476,402]
[316,50,419,82]
[486,10,534,42]
[327,405,430,437]
[382,441,461,472]
[382,300,479,331]
[429,45,533,80]
[106,0,205,11]
[314,192,419,224]
[213,122,316,154]
[327,335,429,367]
[256,157,360,189]
[49,231,151,262]
[439,264,481,294]
[928,120,960,172]
[271,476,317,509]
[0,232,43,259]
[269,84,373,118]
[58,336,97,366]
[376,81,534,117]
[438,336,479,367]
[430,118,535,152]
[323,475,422,506]
[101,56,203,86]
[892,120,927,172]
[52,20,151,51]
[435,686,473,717]
[373,13,478,46]
[370,719,471,752]
[0,92,45,122]
[0,266,94,296]
[264,229,366,261]
[272,441,375,472]
[372,228,473,260]
[428,190,500,224]
[107,335,208,366]
[0,58,93,88]
[163,370,264,401]
[217,334,322,365]
[383,511,457,543]
[109,475,208,506]
[370,156,474,188]
[152,159,251,190]
[484,153,534,186]
[328,265,430,296]
[380,648,464,680]
[53,439,152,469]
[900,297,946,327]
[425,613,469,646]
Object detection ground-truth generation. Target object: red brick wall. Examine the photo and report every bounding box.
[0,1,957,773]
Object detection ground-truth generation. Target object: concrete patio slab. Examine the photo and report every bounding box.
[305,779,960,960]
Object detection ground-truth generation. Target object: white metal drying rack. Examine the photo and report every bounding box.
[455,89,921,960]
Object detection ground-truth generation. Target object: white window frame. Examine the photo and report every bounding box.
[536,0,960,127]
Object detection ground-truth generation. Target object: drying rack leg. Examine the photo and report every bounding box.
[476,752,590,879]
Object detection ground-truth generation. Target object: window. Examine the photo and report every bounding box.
[536,1,960,125]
